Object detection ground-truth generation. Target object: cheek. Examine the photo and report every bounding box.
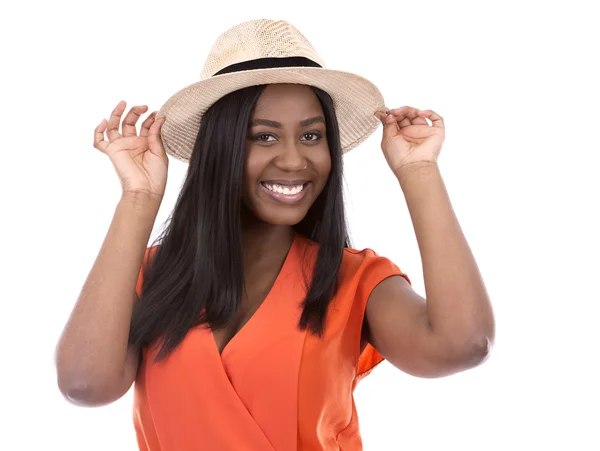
[243,146,266,184]
[313,145,332,178]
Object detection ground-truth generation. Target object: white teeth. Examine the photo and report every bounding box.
[263,183,305,195]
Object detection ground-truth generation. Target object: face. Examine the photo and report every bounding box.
[242,84,331,227]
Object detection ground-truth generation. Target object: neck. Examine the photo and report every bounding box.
[241,223,295,269]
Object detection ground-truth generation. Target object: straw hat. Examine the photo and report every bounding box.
[156,19,386,162]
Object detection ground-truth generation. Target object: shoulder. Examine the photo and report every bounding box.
[342,246,381,266]
[340,246,409,285]
[332,246,411,316]
[296,235,409,286]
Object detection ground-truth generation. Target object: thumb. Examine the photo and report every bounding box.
[376,112,398,145]
[148,117,167,157]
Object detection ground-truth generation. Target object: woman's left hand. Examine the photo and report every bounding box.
[375,106,445,177]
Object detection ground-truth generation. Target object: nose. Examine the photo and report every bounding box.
[273,141,308,172]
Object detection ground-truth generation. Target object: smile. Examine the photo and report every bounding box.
[259,181,310,204]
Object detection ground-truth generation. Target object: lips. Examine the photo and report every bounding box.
[258,180,311,204]
[260,180,309,186]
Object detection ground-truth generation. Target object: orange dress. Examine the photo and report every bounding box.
[133,233,410,450]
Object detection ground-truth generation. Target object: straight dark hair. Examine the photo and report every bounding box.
[129,84,351,363]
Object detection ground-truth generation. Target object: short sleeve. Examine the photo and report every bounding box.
[352,249,411,382]
[135,246,158,299]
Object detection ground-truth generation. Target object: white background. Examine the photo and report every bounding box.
[2,0,599,449]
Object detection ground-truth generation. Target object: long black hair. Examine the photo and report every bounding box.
[129,84,351,363]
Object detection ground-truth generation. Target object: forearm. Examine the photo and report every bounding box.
[396,162,495,352]
[55,192,161,392]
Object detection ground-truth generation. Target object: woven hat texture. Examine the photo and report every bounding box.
[157,19,386,162]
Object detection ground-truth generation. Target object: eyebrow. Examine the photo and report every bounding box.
[249,116,326,128]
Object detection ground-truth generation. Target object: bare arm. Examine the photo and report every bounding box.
[364,108,494,378]
[365,163,495,378]
[55,192,161,406]
[56,100,168,405]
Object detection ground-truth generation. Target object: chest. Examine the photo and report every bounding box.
[211,279,275,355]
[211,292,370,357]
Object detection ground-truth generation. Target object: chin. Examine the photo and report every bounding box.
[252,207,309,226]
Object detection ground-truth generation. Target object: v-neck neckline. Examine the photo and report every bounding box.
[212,233,299,359]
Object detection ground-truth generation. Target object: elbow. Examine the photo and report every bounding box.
[57,374,99,407]
[55,353,124,407]
[432,313,494,370]
[467,337,493,368]
[436,335,493,376]
[459,335,494,368]
[59,383,99,407]
[58,379,118,407]
[56,372,122,407]
[55,358,98,406]
[457,313,496,368]
[387,337,493,379]
[472,314,496,364]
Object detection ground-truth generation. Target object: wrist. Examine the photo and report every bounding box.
[394,161,439,183]
[120,191,163,214]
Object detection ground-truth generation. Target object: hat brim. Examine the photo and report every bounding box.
[156,67,386,162]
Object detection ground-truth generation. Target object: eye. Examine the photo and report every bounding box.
[252,133,276,142]
[301,132,322,141]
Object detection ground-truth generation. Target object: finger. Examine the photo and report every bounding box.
[374,110,388,122]
[380,112,399,144]
[408,108,429,125]
[100,135,143,153]
[93,118,109,153]
[390,107,416,127]
[392,107,432,126]
[417,110,444,128]
[106,100,126,142]
[140,111,157,137]
[148,117,166,157]
[398,117,412,127]
[122,105,149,137]
[390,106,420,126]
[410,116,429,125]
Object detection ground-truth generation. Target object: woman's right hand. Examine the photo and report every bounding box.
[94,101,168,200]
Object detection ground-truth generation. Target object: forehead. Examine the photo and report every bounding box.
[252,84,323,116]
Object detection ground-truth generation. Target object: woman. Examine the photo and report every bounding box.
[55,19,495,450]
